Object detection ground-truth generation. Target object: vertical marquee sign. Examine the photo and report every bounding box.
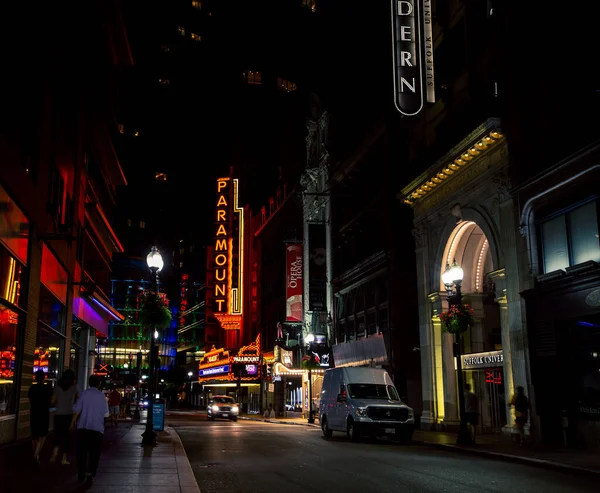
[391,0,435,115]
[213,176,244,330]
[285,244,303,322]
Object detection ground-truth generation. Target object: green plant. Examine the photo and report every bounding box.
[302,354,320,370]
[138,291,172,329]
[439,304,475,334]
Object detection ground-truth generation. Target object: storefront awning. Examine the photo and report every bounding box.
[72,289,124,337]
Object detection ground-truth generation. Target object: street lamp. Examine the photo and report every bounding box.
[305,333,315,424]
[141,246,163,446]
[442,259,471,445]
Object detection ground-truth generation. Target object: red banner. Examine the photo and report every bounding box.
[285,244,303,322]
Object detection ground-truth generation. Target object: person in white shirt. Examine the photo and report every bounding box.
[70,375,109,484]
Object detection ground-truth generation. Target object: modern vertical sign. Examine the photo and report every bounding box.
[422,0,435,104]
[285,244,303,322]
[391,0,434,114]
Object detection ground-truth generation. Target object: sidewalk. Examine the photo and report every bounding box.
[0,422,200,493]
[238,413,600,475]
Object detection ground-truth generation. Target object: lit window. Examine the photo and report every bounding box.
[134,130,139,137]
[158,78,170,85]
[161,45,170,52]
[540,199,600,273]
[243,71,262,85]
[180,248,184,255]
[178,26,186,36]
[118,123,125,134]
[302,0,316,12]
[155,172,167,181]
[277,77,297,93]
[191,33,201,42]
[140,221,146,229]
[190,245,194,252]
[127,219,132,227]
[192,0,201,8]
[180,261,184,268]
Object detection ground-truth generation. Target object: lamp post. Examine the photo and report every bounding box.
[141,246,164,446]
[188,371,193,409]
[305,333,315,424]
[441,259,471,445]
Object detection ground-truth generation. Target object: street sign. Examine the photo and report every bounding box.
[153,401,165,431]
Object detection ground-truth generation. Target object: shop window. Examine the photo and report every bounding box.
[0,183,29,265]
[0,245,25,308]
[540,199,600,273]
[39,284,65,333]
[41,243,68,305]
[35,325,63,380]
[0,304,19,416]
[277,77,297,93]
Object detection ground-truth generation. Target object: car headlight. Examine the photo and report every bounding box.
[356,407,368,417]
[212,405,219,412]
[232,406,239,414]
[143,401,148,406]
[408,408,414,418]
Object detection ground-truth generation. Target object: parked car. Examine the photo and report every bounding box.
[319,367,414,443]
[207,395,239,421]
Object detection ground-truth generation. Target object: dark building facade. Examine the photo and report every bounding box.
[0,0,131,444]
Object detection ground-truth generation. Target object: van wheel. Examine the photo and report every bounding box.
[321,417,333,438]
[347,421,360,442]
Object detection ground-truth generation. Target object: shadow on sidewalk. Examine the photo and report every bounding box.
[0,423,132,493]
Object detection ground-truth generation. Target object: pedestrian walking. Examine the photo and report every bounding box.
[71,374,109,485]
[464,383,479,444]
[50,369,78,465]
[510,385,530,445]
[107,385,121,427]
[28,369,53,463]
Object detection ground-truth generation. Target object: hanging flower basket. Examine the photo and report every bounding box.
[138,291,172,329]
[439,304,475,334]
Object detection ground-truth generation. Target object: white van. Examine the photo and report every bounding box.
[319,367,414,442]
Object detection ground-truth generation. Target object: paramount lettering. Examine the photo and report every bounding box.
[214,178,230,313]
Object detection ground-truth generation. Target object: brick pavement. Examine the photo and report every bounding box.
[0,421,200,493]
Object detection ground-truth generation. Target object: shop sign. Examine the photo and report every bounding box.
[462,350,504,370]
[285,244,303,322]
[391,0,424,115]
[232,355,260,364]
[200,365,229,377]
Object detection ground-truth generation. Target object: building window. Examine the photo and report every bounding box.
[140,221,146,229]
[155,172,167,181]
[277,77,297,93]
[180,261,183,268]
[242,71,262,85]
[117,123,125,134]
[158,78,170,86]
[127,219,132,227]
[0,304,20,416]
[190,245,194,253]
[191,33,201,42]
[302,0,316,12]
[540,199,600,273]
[180,248,184,255]
[178,26,186,36]
[161,45,170,52]
[192,0,201,8]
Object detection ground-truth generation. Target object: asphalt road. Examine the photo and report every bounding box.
[168,415,599,493]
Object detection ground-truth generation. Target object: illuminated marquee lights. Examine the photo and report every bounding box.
[213,177,244,330]
[198,346,232,382]
[228,334,261,381]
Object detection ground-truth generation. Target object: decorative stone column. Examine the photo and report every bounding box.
[426,292,446,427]
[488,268,515,433]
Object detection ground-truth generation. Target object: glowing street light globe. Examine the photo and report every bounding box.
[305,333,315,344]
[147,246,164,272]
[442,259,464,287]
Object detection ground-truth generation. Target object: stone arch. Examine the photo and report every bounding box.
[434,206,501,293]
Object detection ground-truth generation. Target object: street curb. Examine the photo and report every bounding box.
[238,416,320,428]
[417,441,600,477]
[167,426,202,493]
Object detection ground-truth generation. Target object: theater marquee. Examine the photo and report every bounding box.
[391,0,435,116]
[213,176,244,330]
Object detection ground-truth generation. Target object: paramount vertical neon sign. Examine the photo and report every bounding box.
[213,177,244,330]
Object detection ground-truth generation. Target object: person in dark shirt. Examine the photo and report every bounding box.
[510,385,530,445]
[28,369,53,463]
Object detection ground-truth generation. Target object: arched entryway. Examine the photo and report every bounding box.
[438,221,507,433]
